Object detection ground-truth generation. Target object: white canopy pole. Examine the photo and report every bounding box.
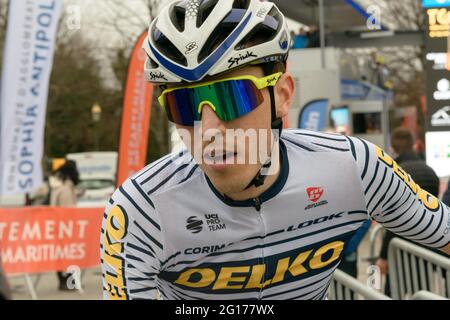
[319,0,326,69]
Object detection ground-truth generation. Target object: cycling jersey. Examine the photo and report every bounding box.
[101,129,450,300]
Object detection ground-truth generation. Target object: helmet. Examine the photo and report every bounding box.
[142,0,291,83]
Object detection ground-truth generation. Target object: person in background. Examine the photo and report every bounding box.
[306,24,320,48]
[376,127,441,296]
[292,27,309,49]
[290,30,296,48]
[414,125,426,160]
[368,52,392,90]
[49,159,80,291]
[0,260,11,300]
[29,178,51,206]
[443,181,450,207]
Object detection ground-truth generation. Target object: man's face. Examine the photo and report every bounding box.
[173,65,292,195]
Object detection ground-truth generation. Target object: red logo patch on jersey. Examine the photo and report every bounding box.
[306,187,324,203]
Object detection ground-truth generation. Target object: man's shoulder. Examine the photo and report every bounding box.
[123,149,200,197]
[282,129,352,153]
[443,182,450,207]
[400,158,439,181]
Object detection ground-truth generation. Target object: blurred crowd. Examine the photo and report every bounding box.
[291,25,321,49]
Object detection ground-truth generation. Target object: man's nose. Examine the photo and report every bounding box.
[200,103,226,134]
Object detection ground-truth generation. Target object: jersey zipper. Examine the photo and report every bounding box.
[253,197,262,212]
[253,196,267,299]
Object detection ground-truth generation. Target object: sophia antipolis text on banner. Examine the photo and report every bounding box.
[0,0,63,195]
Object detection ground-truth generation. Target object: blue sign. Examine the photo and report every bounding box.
[422,0,450,8]
[298,99,328,131]
[341,79,391,102]
[341,80,368,100]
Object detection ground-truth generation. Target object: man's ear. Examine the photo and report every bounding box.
[275,72,295,119]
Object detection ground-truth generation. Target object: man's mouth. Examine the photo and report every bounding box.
[203,150,238,164]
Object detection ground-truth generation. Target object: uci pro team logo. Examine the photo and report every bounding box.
[186,216,203,234]
[186,214,227,234]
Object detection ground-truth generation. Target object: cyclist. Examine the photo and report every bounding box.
[101,0,450,300]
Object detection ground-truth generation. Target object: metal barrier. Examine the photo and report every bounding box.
[328,269,391,300]
[369,223,384,263]
[388,238,450,299]
[7,274,39,300]
[364,223,387,293]
[410,290,448,300]
[9,270,87,299]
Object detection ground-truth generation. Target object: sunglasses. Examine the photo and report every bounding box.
[157,72,283,126]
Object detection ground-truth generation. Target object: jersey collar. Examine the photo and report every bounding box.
[204,139,289,208]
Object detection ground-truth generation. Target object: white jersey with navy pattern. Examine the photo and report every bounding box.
[100,129,450,300]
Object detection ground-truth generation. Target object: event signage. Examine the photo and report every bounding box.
[116,32,154,187]
[0,207,103,274]
[0,0,63,195]
[423,1,450,132]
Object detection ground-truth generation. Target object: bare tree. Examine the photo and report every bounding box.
[44,7,126,157]
[368,0,425,31]
[380,1,427,123]
[356,0,427,106]
[93,0,161,46]
[92,0,170,162]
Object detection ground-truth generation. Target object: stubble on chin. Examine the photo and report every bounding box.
[204,164,258,195]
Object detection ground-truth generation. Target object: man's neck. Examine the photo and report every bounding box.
[224,153,281,202]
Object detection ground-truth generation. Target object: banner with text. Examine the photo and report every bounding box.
[116,31,154,187]
[423,1,450,131]
[0,0,63,195]
[423,0,450,178]
[0,207,103,274]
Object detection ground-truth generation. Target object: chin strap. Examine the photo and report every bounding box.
[245,74,284,190]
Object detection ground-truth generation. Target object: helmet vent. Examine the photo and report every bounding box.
[171,4,186,32]
[197,8,246,63]
[232,0,250,10]
[146,57,159,69]
[235,7,281,50]
[196,0,220,28]
[152,26,188,66]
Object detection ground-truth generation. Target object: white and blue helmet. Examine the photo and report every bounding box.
[142,0,291,83]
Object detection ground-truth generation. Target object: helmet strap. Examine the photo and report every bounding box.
[262,62,284,136]
[245,62,283,190]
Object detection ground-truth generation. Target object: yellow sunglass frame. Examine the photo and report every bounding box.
[157,72,283,108]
